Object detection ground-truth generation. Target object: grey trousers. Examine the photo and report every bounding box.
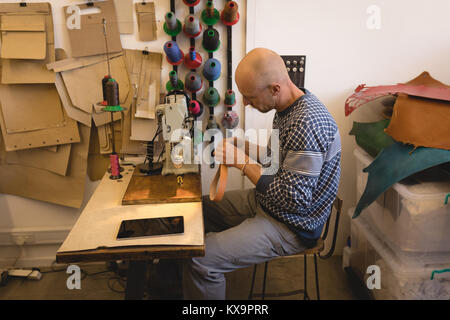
[183,188,307,300]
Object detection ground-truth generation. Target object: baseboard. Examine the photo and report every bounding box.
[0,226,71,246]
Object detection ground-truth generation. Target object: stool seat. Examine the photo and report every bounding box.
[272,238,324,261]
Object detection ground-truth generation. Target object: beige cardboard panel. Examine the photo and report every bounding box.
[0,124,90,208]
[54,73,92,127]
[0,100,80,152]
[113,0,133,34]
[61,55,131,114]
[0,31,46,59]
[1,44,56,84]
[123,50,162,121]
[46,52,122,73]
[0,14,45,31]
[64,0,122,58]
[136,2,157,41]
[44,145,58,152]
[6,143,71,176]
[0,83,65,134]
[0,3,54,46]
[121,104,146,155]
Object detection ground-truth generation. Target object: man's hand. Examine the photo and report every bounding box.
[214,139,248,168]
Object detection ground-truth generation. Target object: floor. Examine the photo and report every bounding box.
[0,255,356,300]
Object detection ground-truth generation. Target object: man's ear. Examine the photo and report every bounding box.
[269,83,281,96]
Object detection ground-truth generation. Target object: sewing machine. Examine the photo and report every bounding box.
[156,93,199,176]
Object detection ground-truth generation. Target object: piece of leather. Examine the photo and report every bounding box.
[349,119,395,158]
[209,164,228,202]
[385,73,450,150]
[353,141,450,218]
[345,72,450,116]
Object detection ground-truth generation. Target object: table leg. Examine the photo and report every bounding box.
[125,260,148,300]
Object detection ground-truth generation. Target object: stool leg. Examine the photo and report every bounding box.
[314,254,320,300]
[248,264,257,300]
[304,255,309,300]
[262,262,269,300]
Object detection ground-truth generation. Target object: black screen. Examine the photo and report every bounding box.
[117,216,184,239]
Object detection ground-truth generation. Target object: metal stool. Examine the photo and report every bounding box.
[248,197,343,300]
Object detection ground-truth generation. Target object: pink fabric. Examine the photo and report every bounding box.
[345,84,450,116]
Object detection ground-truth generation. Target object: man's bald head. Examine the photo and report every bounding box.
[235,48,302,113]
[236,48,289,95]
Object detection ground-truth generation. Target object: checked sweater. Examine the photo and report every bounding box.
[255,89,341,247]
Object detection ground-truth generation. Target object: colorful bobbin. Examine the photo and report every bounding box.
[164,41,184,66]
[221,1,240,26]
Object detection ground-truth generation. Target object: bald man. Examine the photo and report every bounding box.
[183,48,341,300]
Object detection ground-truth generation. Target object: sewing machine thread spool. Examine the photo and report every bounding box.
[166,70,184,92]
[202,28,220,52]
[183,0,200,7]
[189,100,203,117]
[184,47,203,69]
[224,89,236,107]
[101,75,111,106]
[203,87,220,107]
[185,72,203,93]
[164,41,184,66]
[105,78,120,107]
[222,110,239,129]
[184,14,202,38]
[109,154,122,180]
[221,1,239,26]
[202,0,220,25]
[163,12,182,36]
[203,58,221,81]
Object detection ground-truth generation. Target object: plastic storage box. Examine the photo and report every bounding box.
[349,208,450,300]
[354,146,450,253]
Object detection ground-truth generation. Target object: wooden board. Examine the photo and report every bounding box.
[122,173,202,205]
[56,244,205,264]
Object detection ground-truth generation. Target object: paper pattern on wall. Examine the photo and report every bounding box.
[0,124,90,208]
[63,0,122,57]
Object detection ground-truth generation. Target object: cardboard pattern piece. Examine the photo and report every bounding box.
[114,0,133,34]
[64,0,122,58]
[0,96,80,152]
[0,2,56,83]
[0,83,65,134]
[0,124,91,208]
[123,49,161,142]
[57,55,130,116]
[135,2,157,41]
[6,143,72,177]
[0,14,46,59]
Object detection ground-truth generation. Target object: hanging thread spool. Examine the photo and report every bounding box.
[104,79,123,111]
[203,58,221,81]
[202,0,220,25]
[222,110,239,129]
[183,14,202,38]
[101,75,111,106]
[221,1,240,26]
[163,12,182,36]
[203,87,220,107]
[185,72,203,93]
[183,0,200,7]
[184,47,203,69]
[224,89,236,107]
[109,154,122,180]
[164,41,184,66]
[189,100,203,117]
[166,70,184,92]
[202,28,220,52]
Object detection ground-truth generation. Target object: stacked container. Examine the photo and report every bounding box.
[350,146,450,299]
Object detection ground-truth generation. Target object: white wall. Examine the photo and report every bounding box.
[245,0,450,255]
[0,0,247,267]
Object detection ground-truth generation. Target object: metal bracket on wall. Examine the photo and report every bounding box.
[281,55,306,89]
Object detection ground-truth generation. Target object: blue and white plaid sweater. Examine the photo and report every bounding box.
[255,89,341,247]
